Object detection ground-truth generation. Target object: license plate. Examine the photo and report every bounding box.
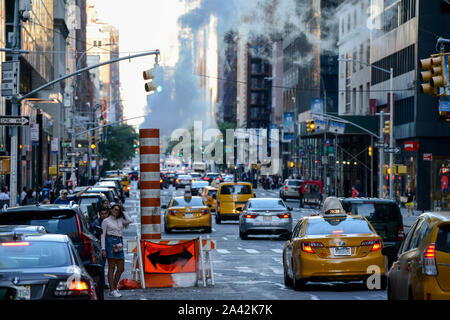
[263,216,272,221]
[333,247,351,256]
[184,213,193,218]
[16,285,31,300]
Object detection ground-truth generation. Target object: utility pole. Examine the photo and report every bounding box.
[388,68,394,199]
[9,0,20,207]
[378,111,385,198]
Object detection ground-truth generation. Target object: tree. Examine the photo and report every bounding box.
[100,124,138,173]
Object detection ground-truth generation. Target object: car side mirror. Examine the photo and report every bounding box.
[236,207,243,212]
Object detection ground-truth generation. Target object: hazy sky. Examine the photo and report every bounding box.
[88,0,186,128]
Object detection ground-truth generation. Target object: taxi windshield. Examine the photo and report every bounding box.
[172,197,205,207]
[306,217,373,235]
[220,185,252,195]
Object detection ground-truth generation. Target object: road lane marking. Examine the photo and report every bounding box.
[244,249,259,254]
[271,249,283,254]
[269,267,283,274]
[216,249,230,254]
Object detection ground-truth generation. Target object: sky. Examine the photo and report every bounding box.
[88,0,186,128]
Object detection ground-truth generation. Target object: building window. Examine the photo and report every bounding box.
[371,44,415,85]
[394,96,414,125]
[359,44,364,70]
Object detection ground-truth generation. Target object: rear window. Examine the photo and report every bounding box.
[436,224,450,254]
[288,181,302,186]
[0,211,78,235]
[306,217,373,235]
[341,201,401,223]
[220,185,252,195]
[207,190,217,196]
[247,199,286,210]
[79,198,99,206]
[0,241,72,270]
[172,197,205,207]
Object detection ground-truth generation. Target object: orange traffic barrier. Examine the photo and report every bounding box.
[128,237,216,288]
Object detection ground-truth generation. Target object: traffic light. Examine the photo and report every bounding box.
[419,53,450,96]
[90,137,96,150]
[143,65,163,93]
[419,55,439,96]
[368,146,372,157]
[289,161,295,168]
[383,120,390,135]
[306,119,315,133]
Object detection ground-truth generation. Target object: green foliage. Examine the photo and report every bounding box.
[99,124,138,171]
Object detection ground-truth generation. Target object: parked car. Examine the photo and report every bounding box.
[0,233,97,300]
[96,180,125,202]
[0,204,105,300]
[385,211,450,300]
[340,197,404,267]
[189,172,203,181]
[203,172,222,185]
[77,193,108,224]
[86,187,121,206]
[239,198,292,240]
[279,179,303,201]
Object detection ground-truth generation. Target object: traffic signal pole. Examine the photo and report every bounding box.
[389,68,394,200]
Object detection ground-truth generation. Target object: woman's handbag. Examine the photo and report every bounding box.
[112,243,123,253]
[400,196,407,204]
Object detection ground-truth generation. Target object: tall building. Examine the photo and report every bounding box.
[369,0,450,210]
[86,1,121,124]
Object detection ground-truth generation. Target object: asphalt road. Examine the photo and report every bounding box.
[107,181,388,300]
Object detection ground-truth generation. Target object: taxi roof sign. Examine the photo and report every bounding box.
[320,196,346,217]
[184,186,192,200]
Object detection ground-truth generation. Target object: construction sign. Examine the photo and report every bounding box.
[143,239,198,274]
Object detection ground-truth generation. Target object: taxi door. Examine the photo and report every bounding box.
[394,219,421,299]
[284,220,304,279]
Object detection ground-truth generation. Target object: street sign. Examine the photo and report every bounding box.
[423,153,432,161]
[1,61,20,98]
[404,141,419,151]
[30,123,39,145]
[59,167,77,173]
[62,142,72,148]
[374,142,388,148]
[66,152,81,157]
[329,121,345,134]
[384,147,400,153]
[0,116,29,126]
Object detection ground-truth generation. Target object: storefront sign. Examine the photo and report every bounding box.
[404,141,418,151]
[423,153,432,161]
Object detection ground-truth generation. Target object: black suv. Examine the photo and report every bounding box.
[0,204,105,300]
[339,198,404,266]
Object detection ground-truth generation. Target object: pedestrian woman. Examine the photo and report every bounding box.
[101,204,132,298]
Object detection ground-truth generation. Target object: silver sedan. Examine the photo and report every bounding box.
[238,198,293,240]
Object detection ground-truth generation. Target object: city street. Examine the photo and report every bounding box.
[108,181,424,301]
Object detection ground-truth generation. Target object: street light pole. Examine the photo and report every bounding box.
[389,68,394,199]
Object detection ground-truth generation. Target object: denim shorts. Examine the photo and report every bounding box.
[105,235,124,260]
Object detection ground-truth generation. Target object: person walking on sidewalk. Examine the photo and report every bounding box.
[101,204,132,298]
[404,187,415,217]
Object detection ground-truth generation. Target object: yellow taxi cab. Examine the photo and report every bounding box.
[283,197,386,290]
[202,186,218,212]
[386,211,450,300]
[162,188,212,234]
[107,173,131,197]
[215,182,255,224]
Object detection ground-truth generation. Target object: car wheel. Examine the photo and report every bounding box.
[291,260,306,291]
[239,230,248,240]
[379,275,387,290]
[164,224,172,234]
[387,280,394,300]
[94,274,105,301]
[204,227,212,233]
[283,264,293,287]
[215,214,221,224]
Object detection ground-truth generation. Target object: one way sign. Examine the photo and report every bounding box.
[0,116,30,126]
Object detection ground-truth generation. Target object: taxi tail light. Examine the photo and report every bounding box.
[285,186,288,191]
[244,214,258,219]
[199,209,209,215]
[301,241,323,254]
[398,225,404,241]
[360,239,383,251]
[277,213,291,219]
[168,210,177,216]
[423,243,438,276]
[55,280,90,296]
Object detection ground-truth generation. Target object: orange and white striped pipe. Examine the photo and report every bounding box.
[139,129,161,239]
